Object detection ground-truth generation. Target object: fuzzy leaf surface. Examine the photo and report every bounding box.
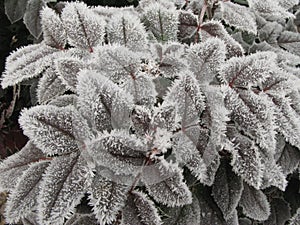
[239,183,270,221]
[77,70,133,131]
[38,153,89,225]
[121,190,162,225]
[1,43,59,88]
[4,0,28,23]
[212,161,243,220]
[0,142,45,191]
[5,161,50,223]
[61,2,105,51]
[19,105,92,156]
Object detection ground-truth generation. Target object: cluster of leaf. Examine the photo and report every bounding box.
[1,0,300,224]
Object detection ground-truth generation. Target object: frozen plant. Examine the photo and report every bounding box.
[1,0,300,224]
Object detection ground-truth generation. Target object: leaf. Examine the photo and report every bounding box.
[55,56,85,91]
[142,2,179,42]
[196,185,227,225]
[275,143,300,175]
[1,43,59,88]
[187,38,226,85]
[107,12,147,51]
[65,214,98,225]
[215,1,257,34]
[88,173,129,225]
[0,142,45,191]
[23,0,48,39]
[37,66,68,104]
[38,153,89,224]
[5,161,50,223]
[142,160,192,207]
[178,10,198,44]
[61,2,106,51]
[19,105,92,156]
[200,21,244,57]
[92,45,141,84]
[172,132,207,181]
[121,72,157,107]
[48,94,77,107]
[219,51,277,88]
[77,70,134,132]
[263,198,291,225]
[261,158,287,191]
[290,208,300,225]
[164,73,205,127]
[40,7,67,49]
[152,103,178,131]
[121,191,162,225]
[87,131,146,176]
[248,0,294,20]
[4,0,28,23]
[150,42,187,78]
[258,21,283,45]
[239,183,270,221]
[227,127,264,189]
[277,31,300,56]
[212,160,243,220]
[162,196,201,225]
[278,0,298,10]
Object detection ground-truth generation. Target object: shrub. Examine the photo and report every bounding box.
[1,0,300,224]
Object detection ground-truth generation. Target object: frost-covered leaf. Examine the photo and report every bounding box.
[178,10,198,44]
[92,45,141,84]
[239,183,270,221]
[220,51,277,88]
[278,0,298,10]
[228,127,264,189]
[275,143,300,175]
[150,42,187,78]
[37,66,68,104]
[187,38,226,84]
[65,214,98,225]
[4,0,28,23]
[225,88,277,154]
[61,2,106,51]
[48,94,77,107]
[77,70,133,131]
[200,21,244,57]
[5,161,50,223]
[263,198,291,225]
[248,0,294,20]
[258,21,283,45]
[87,131,146,176]
[1,43,59,88]
[107,12,147,51]
[19,105,92,156]
[164,73,205,126]
[152,103,177,131]
[162,196,201,225]
[142,2,179,42]
[212,160,243,220]
[261,158,287,191]
[290,208,300,225]
[38,153,89,225]
[172,132,207,181]
[121,72,157,106]
[88,173,128,225]
[215,1,257,34]
[121,190,162,225]
[41,7,67,49]
[55,56,85,91]
[142,160,192,207]
[24,0,48,39]
[0,142,45,191]
[277,31,300,56]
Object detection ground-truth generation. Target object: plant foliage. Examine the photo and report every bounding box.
[1,0,300,224]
